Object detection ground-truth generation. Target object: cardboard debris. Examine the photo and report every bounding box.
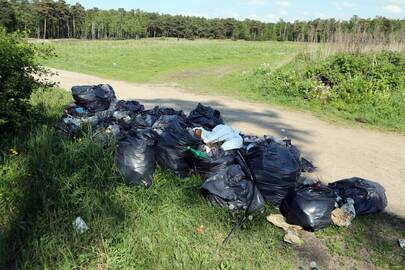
[266,214,303,245]
[331,208,353,227]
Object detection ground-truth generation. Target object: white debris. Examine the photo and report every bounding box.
[73,216,88,234]
[196,125,243,151]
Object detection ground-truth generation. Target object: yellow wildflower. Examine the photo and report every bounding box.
[9,148,18,157]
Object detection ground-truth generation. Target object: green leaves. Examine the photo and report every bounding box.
[0,29,55,131]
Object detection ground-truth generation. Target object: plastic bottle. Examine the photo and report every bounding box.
[187,146,209,159]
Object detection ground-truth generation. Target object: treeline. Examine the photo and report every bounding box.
[1,0,404,43]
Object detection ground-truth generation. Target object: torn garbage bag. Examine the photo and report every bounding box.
[116,129,156,187]
[280,184,336,231]
[246,140,301,205]
[328,177,387,215]
[188,103,224,130]
[71,84,116,113]
[156,117,201,177]
[196,125,243,151]
[201,164,264,213]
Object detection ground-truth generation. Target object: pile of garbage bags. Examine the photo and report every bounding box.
[58,84,388,233]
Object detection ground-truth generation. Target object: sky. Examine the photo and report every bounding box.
[66,0,405,22]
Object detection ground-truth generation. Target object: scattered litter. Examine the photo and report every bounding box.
[332,198,356,227]
[399,239,405,250]
[332,208,351,227]
[284,230,303,245]
[310,261,319,270]
[196,225,206,235]
[266,214,303,245]
[73,216,88,234]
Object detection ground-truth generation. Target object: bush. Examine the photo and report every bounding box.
[0,28,55,130]
[246,51,405,130]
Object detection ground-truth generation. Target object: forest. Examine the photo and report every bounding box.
[1,0,404,43]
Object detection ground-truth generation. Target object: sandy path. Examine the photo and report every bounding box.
[50,69,405,217]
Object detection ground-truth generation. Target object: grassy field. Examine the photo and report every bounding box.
[44,38,303,92]
[1,88,405,269]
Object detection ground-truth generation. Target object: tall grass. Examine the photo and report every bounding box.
[304,40,405,60]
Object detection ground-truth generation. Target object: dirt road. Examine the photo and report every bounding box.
[50,68,405,217]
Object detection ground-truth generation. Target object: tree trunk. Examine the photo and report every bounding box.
[91,22,96,39]
[73,17,76,38]
[43,18,47,39]
[67,22,70,38]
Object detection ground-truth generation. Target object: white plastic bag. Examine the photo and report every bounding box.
[195,125,243,151]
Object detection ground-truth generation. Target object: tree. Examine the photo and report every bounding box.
[0,0,16,32]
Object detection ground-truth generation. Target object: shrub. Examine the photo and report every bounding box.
[0,28,55,130]
[246,51,405,129]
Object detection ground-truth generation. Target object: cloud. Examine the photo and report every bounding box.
[275,1,290,7]
[383,4,403,14]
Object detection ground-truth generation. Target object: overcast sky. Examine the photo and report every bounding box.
[66,0,405,22]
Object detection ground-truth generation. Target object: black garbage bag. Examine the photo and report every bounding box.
[280,184,336,231]
[116,129,156,187]
[246,141,301,205]
[156,117,201,177]
[201,164,265,213]
[187,103,224,130]
[152,114,188,134]
[132,106,186,128]
[193,148,237,179]
[115,100,144,114]
[328,177,387,215]
[71,84,116,113]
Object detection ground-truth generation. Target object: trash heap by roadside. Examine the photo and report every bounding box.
[58,84,388,239]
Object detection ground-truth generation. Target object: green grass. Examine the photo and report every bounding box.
[44,38,303,89]
[1,88,405,269]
